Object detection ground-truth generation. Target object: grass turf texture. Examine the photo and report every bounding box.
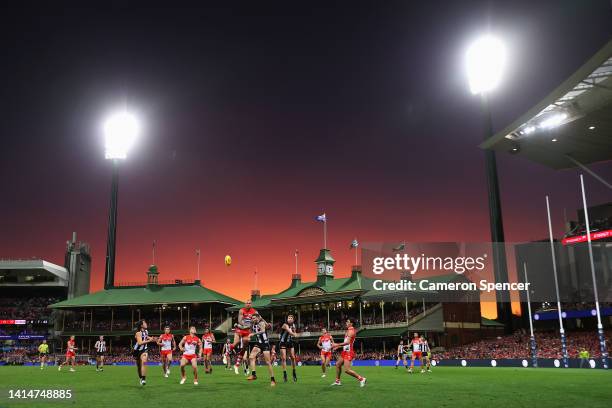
[0,365,610,408]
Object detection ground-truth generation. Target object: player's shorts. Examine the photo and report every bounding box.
[340,351,355,362]
[398,353,407,359]
[161,350,173,357]
[96,351,105,357]
[253,342,270,352]
[66,351,75,358]
[132,349,147,360]
[203,349,212,356]
[235,328,251,337]
[412,351,422,359]
[182,354,197,362]
[39,353,47,358]
[320,350,332,359]
[279,341,294,350]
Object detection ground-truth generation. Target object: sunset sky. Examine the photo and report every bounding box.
[1,2,611,319]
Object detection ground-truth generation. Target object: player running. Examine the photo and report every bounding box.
[178,326,202,385]
[408,332,423,373]
[279,314,299,382]
[231,299,257,374]
[58,335,77,372]
[157,326,176,377]
[317,328,334,377]
[94,335,106,372]
[331,319,366,387]
[201,328,215,374]
[420,335,432,372]
[246,313,276,386]
[394,340,408,370]
[38,339,49,370]
[223,338,232,369]
[133,320,157,386]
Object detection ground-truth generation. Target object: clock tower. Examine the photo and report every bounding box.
[315,248,335,285]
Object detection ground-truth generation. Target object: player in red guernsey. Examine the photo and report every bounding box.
[231,299,256,374]
[58,335,77,372]
[317,328,334,377]
[179,326,202,385]
[331,319,366,387]
[408,332,423,373]
[201,328,215,374]
[157,326,176,377]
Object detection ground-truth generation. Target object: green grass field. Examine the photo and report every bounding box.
[0,365,610,408]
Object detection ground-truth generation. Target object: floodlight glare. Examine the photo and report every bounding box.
[466,35,506,94]
[539,113,567,129]
[104,111,140,159]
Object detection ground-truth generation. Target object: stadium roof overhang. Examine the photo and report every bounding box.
[0,259,68,286]
[479,38,612,170]
[357,326,410,338]
[49,283,239,309]
[268,290,365,307]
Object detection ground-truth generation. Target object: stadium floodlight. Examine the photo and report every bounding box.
[104,111,140,160]
[466,35,506,94]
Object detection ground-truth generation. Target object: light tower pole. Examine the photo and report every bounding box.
[102,110,140,289]
[466,35,513,331]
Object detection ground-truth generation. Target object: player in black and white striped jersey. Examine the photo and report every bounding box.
[94,335,106,372]
[420,335,432,373]
[132,320,158,386]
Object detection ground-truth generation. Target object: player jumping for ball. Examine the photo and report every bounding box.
[246,313,276,386]
[231,299,256,374]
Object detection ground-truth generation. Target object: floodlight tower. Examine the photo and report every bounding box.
[103,110,140,289]
[466,35,513,331]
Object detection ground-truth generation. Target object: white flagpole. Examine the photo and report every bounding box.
[354,245,358,265]
[196,249,201,281]
[579,174,609,369]
[545,195,568,368]
[295,250,298,275]
[324,218,327,249]
[523,262,538,368]
[152,240,156,265]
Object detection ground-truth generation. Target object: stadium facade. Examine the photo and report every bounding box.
[46,247,504,355]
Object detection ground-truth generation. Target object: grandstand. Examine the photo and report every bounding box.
[226,248,501,354]
[48,264,238,354]
[0,233,92,361]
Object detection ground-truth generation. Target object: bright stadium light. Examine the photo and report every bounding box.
[104,111,141,160]
[539,112,567,129]
[466,35,506,94]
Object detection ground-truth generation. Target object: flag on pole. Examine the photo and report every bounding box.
[315,213,326,222]
[350,239,359,249]
[195,249,201,256]
[392,242,406,252]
